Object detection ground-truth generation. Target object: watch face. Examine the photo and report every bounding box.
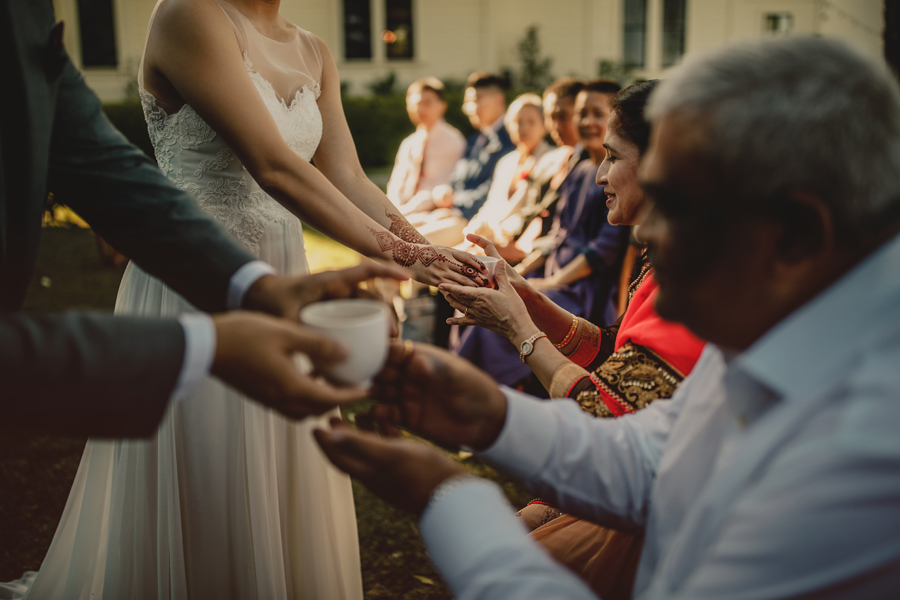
[521,341,533,355]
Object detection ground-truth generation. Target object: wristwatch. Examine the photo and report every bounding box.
[519,332,548,363]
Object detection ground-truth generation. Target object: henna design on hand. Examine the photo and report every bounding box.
[386,210,429,245]
[370,226,491,287]
[453,263,491,288]
[370,227,445,268]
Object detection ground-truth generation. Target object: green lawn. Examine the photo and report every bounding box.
[0,227,530,598]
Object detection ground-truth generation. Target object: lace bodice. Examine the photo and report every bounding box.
[139,2,324,254]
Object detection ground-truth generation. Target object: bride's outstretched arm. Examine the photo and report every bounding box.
[309,40,474,267]
[142,0,486,287]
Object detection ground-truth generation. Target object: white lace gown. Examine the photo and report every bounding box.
[3,3,364,599]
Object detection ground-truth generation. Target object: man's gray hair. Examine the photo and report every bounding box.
[646,37,900,238]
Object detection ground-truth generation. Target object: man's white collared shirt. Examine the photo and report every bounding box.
[420,234,900,599]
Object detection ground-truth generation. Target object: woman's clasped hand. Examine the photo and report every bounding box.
[438,233,539,340]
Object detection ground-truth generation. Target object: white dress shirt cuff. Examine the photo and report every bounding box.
[227,260,276,310]
[419,478,521,578]
[420,476,597,600]
[478,386,562,482]
[173,313,216,402]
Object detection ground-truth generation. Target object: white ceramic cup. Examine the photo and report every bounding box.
[299,299,390,387]
[479,256,500,285]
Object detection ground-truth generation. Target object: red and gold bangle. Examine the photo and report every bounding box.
[568,322,601,367]
[554,314,579,349]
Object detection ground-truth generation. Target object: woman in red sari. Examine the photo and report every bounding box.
[439,80,705,599]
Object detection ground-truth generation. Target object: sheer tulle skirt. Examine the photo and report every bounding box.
[3,219,363,600]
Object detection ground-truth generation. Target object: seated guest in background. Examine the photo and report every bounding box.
[517,80,623,295]
[452,81,631,392]
[386,77,466,212]
[493,77,589,262]
[409,72,515,247]
[460,93,553,249]
[317,37,900,600]
[480,77,587,261]
[447,80,705,599]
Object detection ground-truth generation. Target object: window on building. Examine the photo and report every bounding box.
[662,0,686,67]
[623,0,647,68]
[763,12,794,36]
[77,0,117,67]
[344,0,372,60]
[384,0,413,60]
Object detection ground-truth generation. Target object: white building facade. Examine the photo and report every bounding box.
[53,0,885,101]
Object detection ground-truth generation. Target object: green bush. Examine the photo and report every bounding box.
[341,90,482,168]
[101,92,488,170]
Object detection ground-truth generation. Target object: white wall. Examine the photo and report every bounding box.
[54,0,886,102]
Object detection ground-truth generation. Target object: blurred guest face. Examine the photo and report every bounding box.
[407,88,446,129]
[543,92,578,147]
[463,87,505,130]
[638,113,800,350]
[575,91,612,158]
[508,104,546,153]
[597,113,643,226]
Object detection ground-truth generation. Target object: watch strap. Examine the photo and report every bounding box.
[519,331,548,363]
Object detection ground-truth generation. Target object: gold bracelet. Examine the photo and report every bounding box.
[554,314,579,349]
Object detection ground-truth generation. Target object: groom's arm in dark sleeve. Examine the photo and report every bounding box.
[46,58,257,313]
[0,312,185,437]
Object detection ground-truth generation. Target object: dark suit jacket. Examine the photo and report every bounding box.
[450,124,515,221]
[0,1,256,436]
[517,145,589,239]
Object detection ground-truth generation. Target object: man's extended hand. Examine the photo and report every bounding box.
[368,342,507,451]
[314,417,467,516]
[241,262,410,321]
[211,312,368,419]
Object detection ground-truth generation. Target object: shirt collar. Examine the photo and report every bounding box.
[481,114,505,135]
[418,119,446,134]
[733,233,900,400]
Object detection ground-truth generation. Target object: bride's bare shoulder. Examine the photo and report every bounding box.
[149,0,232,47]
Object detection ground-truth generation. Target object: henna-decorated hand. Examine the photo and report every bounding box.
[413,246,493,288]
[465,234,535,295]
[371,212,492,287]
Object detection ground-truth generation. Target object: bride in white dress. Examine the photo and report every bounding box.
[3,1,489,599]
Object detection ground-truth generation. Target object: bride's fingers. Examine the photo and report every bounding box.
[448,248,488,275]
[442,267,479,287]
[448,262,490,287]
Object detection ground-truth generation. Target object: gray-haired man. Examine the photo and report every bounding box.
[315,37,900,599]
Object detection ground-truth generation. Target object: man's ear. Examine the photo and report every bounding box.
[771,190,836,265]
